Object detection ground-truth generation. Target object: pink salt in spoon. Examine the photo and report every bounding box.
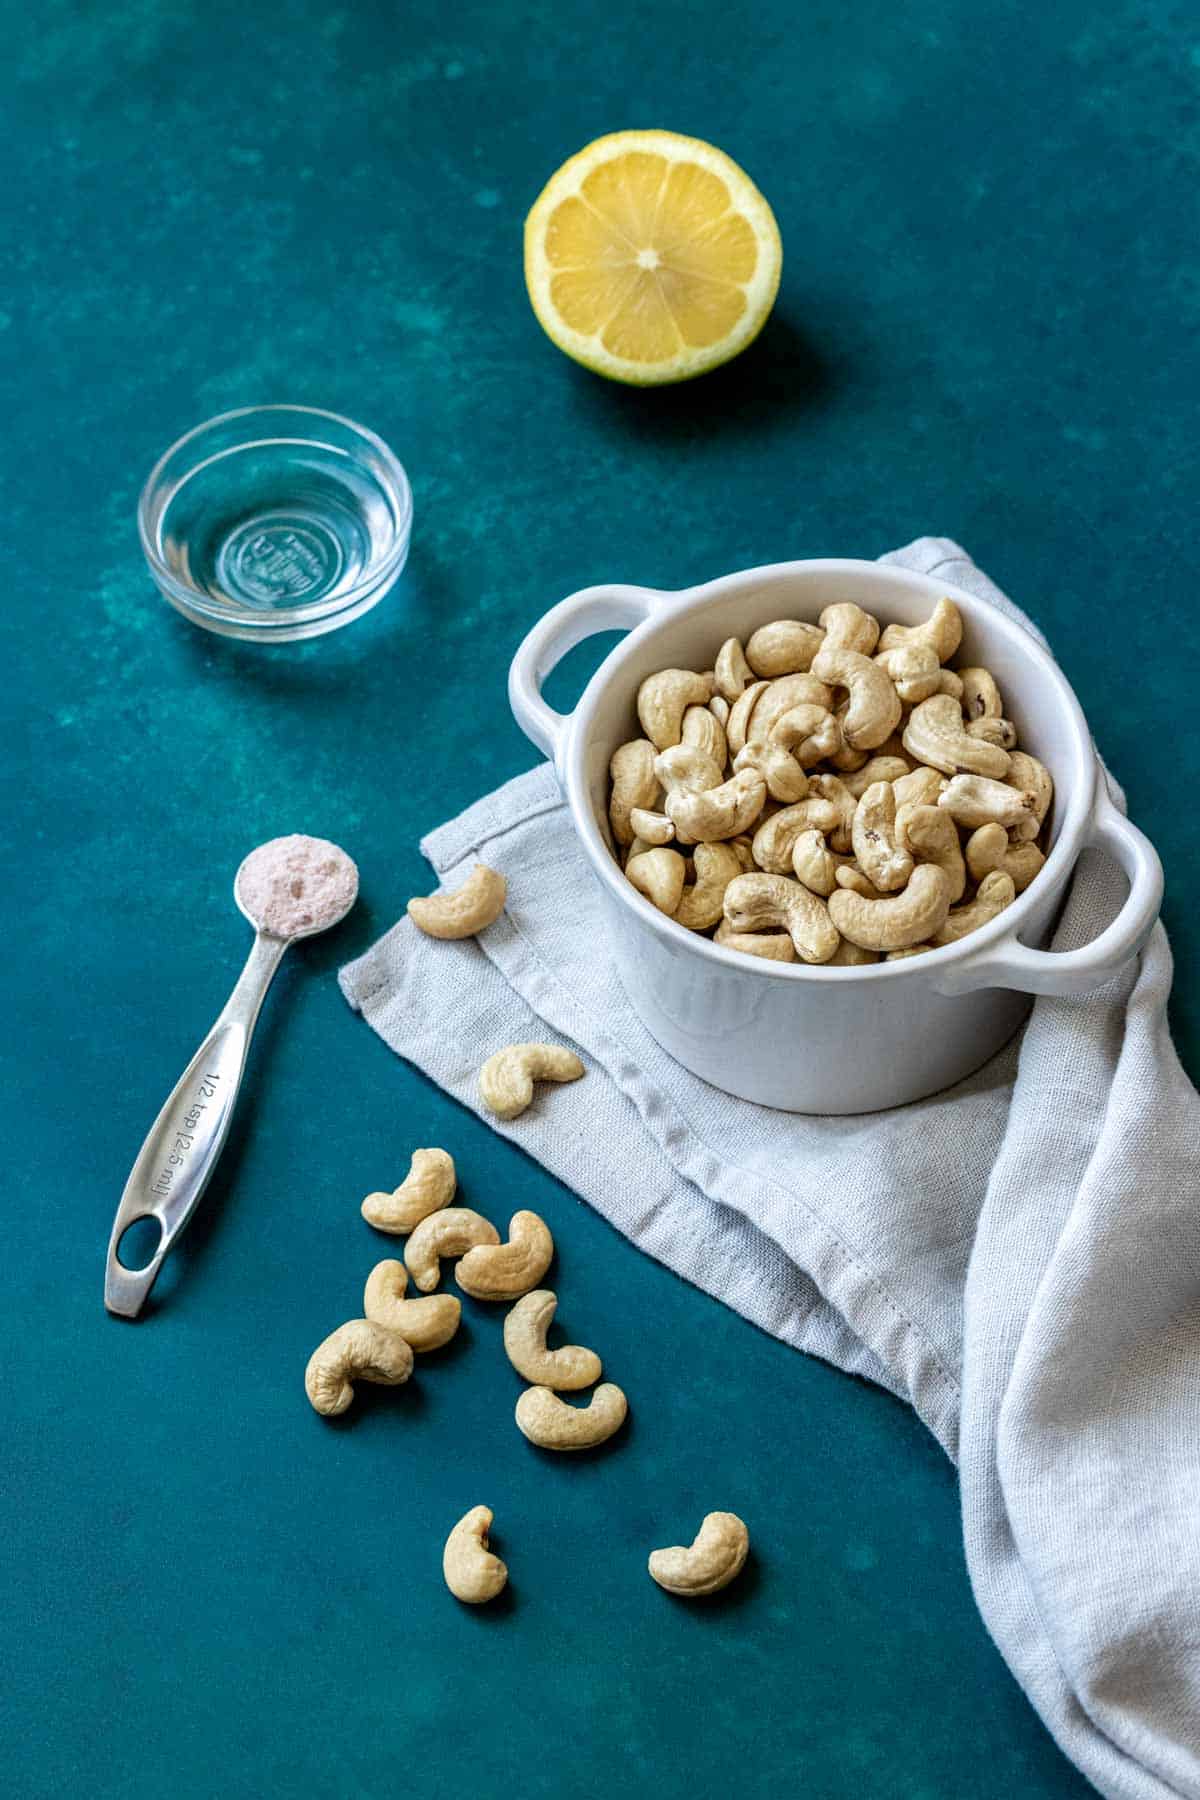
[104,835,358,1318]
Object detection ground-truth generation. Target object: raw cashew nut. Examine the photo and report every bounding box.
[851,781,914,893]
[676,843,743,930]
[805,773,858,851]
[1006,751,1053,842]
[745,618,825,677]
[714,636,753,700]
[726,679,771,757]
[842,755,911,798]
[938,773,1033,831]
[892,765,946,809]
[680,703,727,769]
[811,645,902,751]
[877,596,963,663]
[902,694,1012,778]
[648,1512,750,1597]
[752,798,840,872]
[966,716,1017,749]
[478,1043,585,1121]
[503,1290,602,1390]
[965,822,1046,893]
[959,666,1004,720]
[404,1208,500,1293]
[457,1210,554,1301]
[654,744,724,798]
[637,669,713,749]
[733,699,838,804]
[732,739,809,805]
[709,694,730,726]
[361,1147,456,1235]
[723,871,840,963]
[515,1382,628,1451]
[819,601,880,656]
[304,1319,414,1416]
[609,739,659,846]
[827,703,871,772]
[933,870,1016,944]
[744,673,835,744]
[666,768,766,843]
[827,863,953,951]
[835,864,881,899]
[896,803,967,901]
[713,920,796,961]
[626,847,686,915]
[791,827,841,896]
[873,641,943,704]
[827,937,881,965]
[408,864,507,940]
[627,806,674,846]
[443,1506,507,1605]
[363,1260,461,1351]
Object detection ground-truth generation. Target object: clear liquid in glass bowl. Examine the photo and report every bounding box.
[139,406,413,641]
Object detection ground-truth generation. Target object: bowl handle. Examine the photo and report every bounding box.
[933,784,1163,999]
[509,584,675,764]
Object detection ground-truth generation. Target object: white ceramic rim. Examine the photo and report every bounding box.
[551,560,1096,983]
[137,403,413,632]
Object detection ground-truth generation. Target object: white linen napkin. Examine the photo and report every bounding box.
[340,538,1199,1800]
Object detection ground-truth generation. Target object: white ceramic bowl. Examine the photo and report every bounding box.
[509,560,1162,1113]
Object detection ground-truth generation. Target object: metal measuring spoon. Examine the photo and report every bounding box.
[104,836,358,1318]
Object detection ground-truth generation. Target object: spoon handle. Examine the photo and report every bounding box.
[104,932,288,1318]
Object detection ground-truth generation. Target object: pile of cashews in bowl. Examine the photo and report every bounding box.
[608,596,1053,962]
[302,870,749,1605]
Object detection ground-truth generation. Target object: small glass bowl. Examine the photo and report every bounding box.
[138,405,413,641]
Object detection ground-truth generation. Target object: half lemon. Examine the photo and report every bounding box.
[524,130,782,386]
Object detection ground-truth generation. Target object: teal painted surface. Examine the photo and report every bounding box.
[3,1,1196,1795]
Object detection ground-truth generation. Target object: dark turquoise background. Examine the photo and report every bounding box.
[4,3,1197,1796]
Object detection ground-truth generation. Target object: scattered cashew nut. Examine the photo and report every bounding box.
[404,1207,500,1293]
[361,1147,455,1235]
[443,1506,507,1605]
[503,1290,602,1390]
[457,1210,554,1301]
[363,1260,461,1351]
[478,1043,586,1120]
[408,864,507,940]
[648,1511,750,1597]
[515,1382,628,1451]
[304,1319,413,1417]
